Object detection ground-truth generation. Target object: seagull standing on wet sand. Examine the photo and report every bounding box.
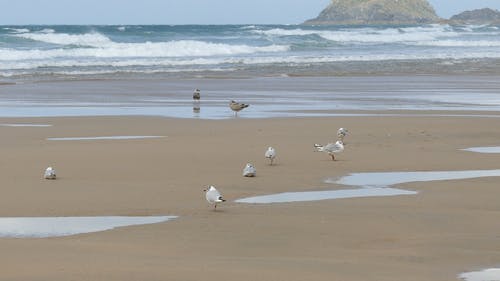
[229,100,249,116]
[265,147,276,165]
[44,166,56,179]
[204,185,226,210]
[315,140,344,161]
[193,89,201,100]
[243,163,257,177]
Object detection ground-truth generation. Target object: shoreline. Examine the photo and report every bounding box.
[4,63,500,84]
[2,74,500,120]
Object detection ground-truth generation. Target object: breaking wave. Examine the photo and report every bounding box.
[15,32,113,46]
[1,24,500,79]
[255,25,462,44]
[0,38,289,61]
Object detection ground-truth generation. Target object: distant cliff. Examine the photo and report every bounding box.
[303,0,441,25]
[449,8,500,24]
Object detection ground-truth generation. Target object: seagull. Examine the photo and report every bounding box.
[265,147,276,165]
[315,140,344,160]
[243,163,256,177]
[203,185,226,210]
[229,100,249,116]
[44,166,56,179]
[337,127,348,142]
[193,89,201,100]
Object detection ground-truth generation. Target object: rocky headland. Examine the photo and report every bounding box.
[449,8,500,25]
[303,0,441,25]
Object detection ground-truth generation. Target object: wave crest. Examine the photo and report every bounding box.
[14,32,113,47]
[0,39,289,61]
[254,25,461,44]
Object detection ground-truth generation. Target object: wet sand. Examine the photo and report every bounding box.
[1,114,499,280]
[2,75,500,119]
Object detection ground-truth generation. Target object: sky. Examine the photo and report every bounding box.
[0,0,499,25]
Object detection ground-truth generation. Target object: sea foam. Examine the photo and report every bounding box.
[3,27,30,33]
[2,34,289,61]
[2,50,500,73]
[254,25,460,44]
[15,32,113,46]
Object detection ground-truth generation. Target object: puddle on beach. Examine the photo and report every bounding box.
[0,216,177,238]
[235,169,500,204]
[329,169,500,188]
[462,146,500,153]
[0,123,52,127]
[47,136,165,141]
[459,268,500,281]
[235,188,416,204]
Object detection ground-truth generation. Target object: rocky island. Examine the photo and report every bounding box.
[302,0,441,25]
[449,8,500,25]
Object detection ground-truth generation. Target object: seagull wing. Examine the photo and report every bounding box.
[207,187,224,203]
[321,142,340,153]
[332,142,344,153]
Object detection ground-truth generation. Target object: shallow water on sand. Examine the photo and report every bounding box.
[0,216,177,238]
[1,76,500,119]
[462,146,500,153]
[47,136,165,141]
[236,169,500,204]
[0,123,52,127]
[459,268,500,281]
[329,169,500,188]
[235,188,416,204]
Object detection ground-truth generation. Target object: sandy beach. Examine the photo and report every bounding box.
[1,111,500,280]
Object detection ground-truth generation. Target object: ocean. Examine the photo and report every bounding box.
[2,24,500,119]
[1,24,500,82]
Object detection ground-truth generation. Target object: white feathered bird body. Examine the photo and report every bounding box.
[44,167,56,179]
[243,163,257,177]
[204,185,225,210]
[315,140,344,160]
[229,100,249,115]
[264,147,276,165]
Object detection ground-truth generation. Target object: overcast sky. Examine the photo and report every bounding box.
[0,0,499,25]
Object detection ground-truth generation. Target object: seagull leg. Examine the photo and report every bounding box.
[331,154,335,161]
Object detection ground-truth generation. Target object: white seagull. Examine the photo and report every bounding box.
[265,147,276,165]
[243,163,256,177]
[229,100,249,116]
[204,185,226,210]
[337,127,348,142]
[193,88,201,100]
[44,166,57,179]
[315,140,344,161]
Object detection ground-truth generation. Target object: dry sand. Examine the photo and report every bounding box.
[0,114,499,280]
